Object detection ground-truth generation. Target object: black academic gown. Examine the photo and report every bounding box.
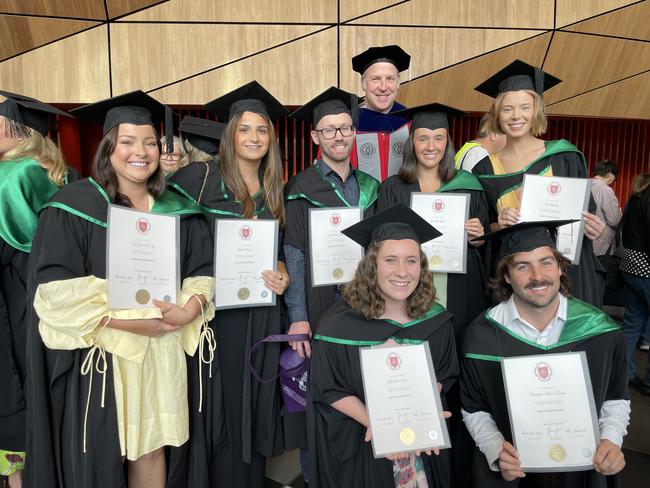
[283,163,379,449]
[308,301,458,488]
[24,178,211,488]
[168,160,284,488]
[472,140,606,308]
[0,161,73,457]
[461,297,628,488]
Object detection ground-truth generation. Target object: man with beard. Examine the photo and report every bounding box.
[282,87,379,479]
[461,221,629,488]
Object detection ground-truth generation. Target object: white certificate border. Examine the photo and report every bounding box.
[410,192,470,274]
[106,204,181,310]
[213,218,279,310]
[521,174,590,265]
[501,351,601,473]
[308,206,363,287]
[359,343,451,458]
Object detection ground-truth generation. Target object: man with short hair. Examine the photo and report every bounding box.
[591,159,622,256]
[461,221,629,487]
[350,45,411,182]
[454,114,506,172]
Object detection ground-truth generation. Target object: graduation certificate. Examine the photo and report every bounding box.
[214,219,278,310]
[107,205,180,309]
[360,343,450,458]
[410,192,470,273]
[519,175,590,264]
[309,207,363,287]
[501,352,599,472]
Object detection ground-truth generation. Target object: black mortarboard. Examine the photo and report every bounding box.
[474,59,562,98]
[392,102,465,132]
[342,203,441,250]
[71,90,175,152]
[352,45,411,74]
[179,115,225,157]
[290,86,358,127]
[0,90,71,136]
[471,220,578,257]
[204,80,288,122]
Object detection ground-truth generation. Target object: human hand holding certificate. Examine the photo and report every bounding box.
[107,205,180,309]
[214,219,278,310]
[410,193,470,273]
[501,352,599,472]
[360,343,450,458]
[309,207,363,286]
[519,175,590,264]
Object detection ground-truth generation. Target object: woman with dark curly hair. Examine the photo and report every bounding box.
[308,204,458,488]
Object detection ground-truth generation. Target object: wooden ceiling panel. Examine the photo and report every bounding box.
[110,24,323,95]
[396,33,553,111]
[340,0,403,22]
[347,0,554,28]
[547,70,650,118]
[561,1,650,40]
[0,25,109,103]
[149,28,337,105]
[120,0,336,23]
[106,0,168,19]
[543,32,650,105]
[0,15,99,61]
[339,26,546,95]
[0,0,105,19]
[555,0,638,28]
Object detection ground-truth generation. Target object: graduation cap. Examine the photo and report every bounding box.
[204,80,288,122]
[474,59,562,98]
[392,102,465,132]
[471,220,578,257]
[0,90,72,136]
[71,90,175,152]
[179,115,225,157]
[290,86,358,127]
[342,203,441,250]
[352,45,411,74]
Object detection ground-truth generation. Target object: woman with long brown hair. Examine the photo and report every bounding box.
[308,204,458,488]
[25,91,215,488]
[0,91,73,488]
[168,81,290,487]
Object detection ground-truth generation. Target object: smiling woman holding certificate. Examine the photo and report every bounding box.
[168,81,289,487]
[25,91,216,488]
[308,204,458,488]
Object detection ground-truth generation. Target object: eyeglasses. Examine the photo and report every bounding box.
[314,125,354,140]
[161,152,182,161]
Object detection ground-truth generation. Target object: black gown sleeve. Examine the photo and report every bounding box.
[428,319,460,395]
[180,215,213,279]
[283,198,308,252]
[310,340,356,406]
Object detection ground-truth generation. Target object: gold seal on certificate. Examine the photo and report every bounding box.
[332,267,344,280]
[237,287,250,300]
[400,428,416,446]
[549,444,566,462]
[135,289,150,304]
[428,255,441,268]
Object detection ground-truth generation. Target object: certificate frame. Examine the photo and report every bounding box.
[360,343,451,458]
[213,218,279,310]
[308,206,363,287]
[501,351,600,472]
[520,175,590,264]
[410,192,470,273]
[106,204,180,309]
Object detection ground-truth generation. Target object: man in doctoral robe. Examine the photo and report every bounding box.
[350,44,411,182]
[461,221,629,488]
[282,87,379,474]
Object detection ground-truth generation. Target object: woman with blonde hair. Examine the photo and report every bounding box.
[471,60,606,307]
[168,81,290,487]
[0,91,75,488]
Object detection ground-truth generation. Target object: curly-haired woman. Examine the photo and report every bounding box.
[307,204,458,488]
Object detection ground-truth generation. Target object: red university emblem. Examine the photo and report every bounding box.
[387,352,401,370]
[136,218,150,234]
[330,213,342,226]
[535,362,552,381]
[547,182,561,196]
[240,225,252,240]
[433,199,445,213]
